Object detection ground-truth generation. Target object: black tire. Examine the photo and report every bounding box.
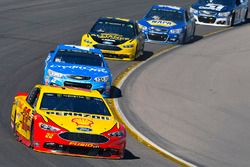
[30,122,34,148]
[139,43,144,56]
[190,26,196,43]
[12,111,17,137]
[180,31,187,45]
[134,45,139,60]
[244,9,248,23]
[230,12,235,26]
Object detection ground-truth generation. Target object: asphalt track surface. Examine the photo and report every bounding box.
[120,12,250,167]
[0,0,243,167]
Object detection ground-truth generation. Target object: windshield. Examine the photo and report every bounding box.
[198,0,234,6]
[54,50,104,67]
[90,20,135,39]
[40,93,111,116]
[145,8,184,22]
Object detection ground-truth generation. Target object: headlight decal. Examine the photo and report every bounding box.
[94,76,109,82]
[170,28,183,34]
[218,11,231,17]
[83,39,93,44]
[48,69,63,78]
[108,131,125,137]
[39,123,60,132]
[190,7,198,15]
[123,44,134,48]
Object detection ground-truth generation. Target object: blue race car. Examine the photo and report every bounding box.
[43,44,112,98]
[190,0,248,26]
[138,5,196,44]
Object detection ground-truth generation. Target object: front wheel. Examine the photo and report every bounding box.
[243,9,248,23]
[179,31,187,45]
[190,26,196,43]
[139,43,144,56]
[29,122,34,148]
[230,13,235,26]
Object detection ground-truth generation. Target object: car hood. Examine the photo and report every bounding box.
[48,63,110,77]
[192,3,233,12]
[139,18,185,30]
[90,33,131,45]
[41,111,117,134]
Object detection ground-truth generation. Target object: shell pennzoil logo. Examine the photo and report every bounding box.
[147,20,176,27]
[71,118,94,127]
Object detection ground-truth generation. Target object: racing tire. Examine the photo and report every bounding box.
[230,13,235,26]
[179,31,187,45]
[190,26,196,43]
[139,43,145,56]
[30,122,34,148]
[12,111,17,137]
[134,45,139,60]
[243,9,248,23]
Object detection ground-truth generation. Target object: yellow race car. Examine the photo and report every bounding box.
[11,85,126,159]
[81,17,145,61]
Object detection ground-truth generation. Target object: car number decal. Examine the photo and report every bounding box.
[199,4,225,11]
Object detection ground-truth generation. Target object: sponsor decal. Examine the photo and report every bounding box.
[69,142,98,148]
[45,133,54,139]
[21,107,31,131]
[97,33,129,41]
[77,127,92,132]
[147,20,176,27]
[50,64,108,73]
[199,4,225,11]
[16,101,24,109]
[72,118,94,127]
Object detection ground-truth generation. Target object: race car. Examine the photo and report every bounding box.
[81,17,145,61]
[190,0,248,26]
[11,85,126,159]
[43,44,112,98]
[138,5,196,44]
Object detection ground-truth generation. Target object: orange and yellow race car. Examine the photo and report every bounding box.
[81,17,145,61]
[11,85,126,159]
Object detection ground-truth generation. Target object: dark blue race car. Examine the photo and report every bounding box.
[190,0,248,26]
[43,44,112,98]
[138,5,196,44]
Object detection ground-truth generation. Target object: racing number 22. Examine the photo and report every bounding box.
[22,107,30,131]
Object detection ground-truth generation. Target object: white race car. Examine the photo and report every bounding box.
[190,0,248,26]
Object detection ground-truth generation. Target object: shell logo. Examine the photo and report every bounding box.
[71,118,94,127]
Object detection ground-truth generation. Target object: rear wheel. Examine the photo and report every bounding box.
[12,111,17,137]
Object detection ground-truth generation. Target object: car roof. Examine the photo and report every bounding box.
[36,85,103,98]
[98,17,135,24]
[56,44,102,55]
[151,5,185,12]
